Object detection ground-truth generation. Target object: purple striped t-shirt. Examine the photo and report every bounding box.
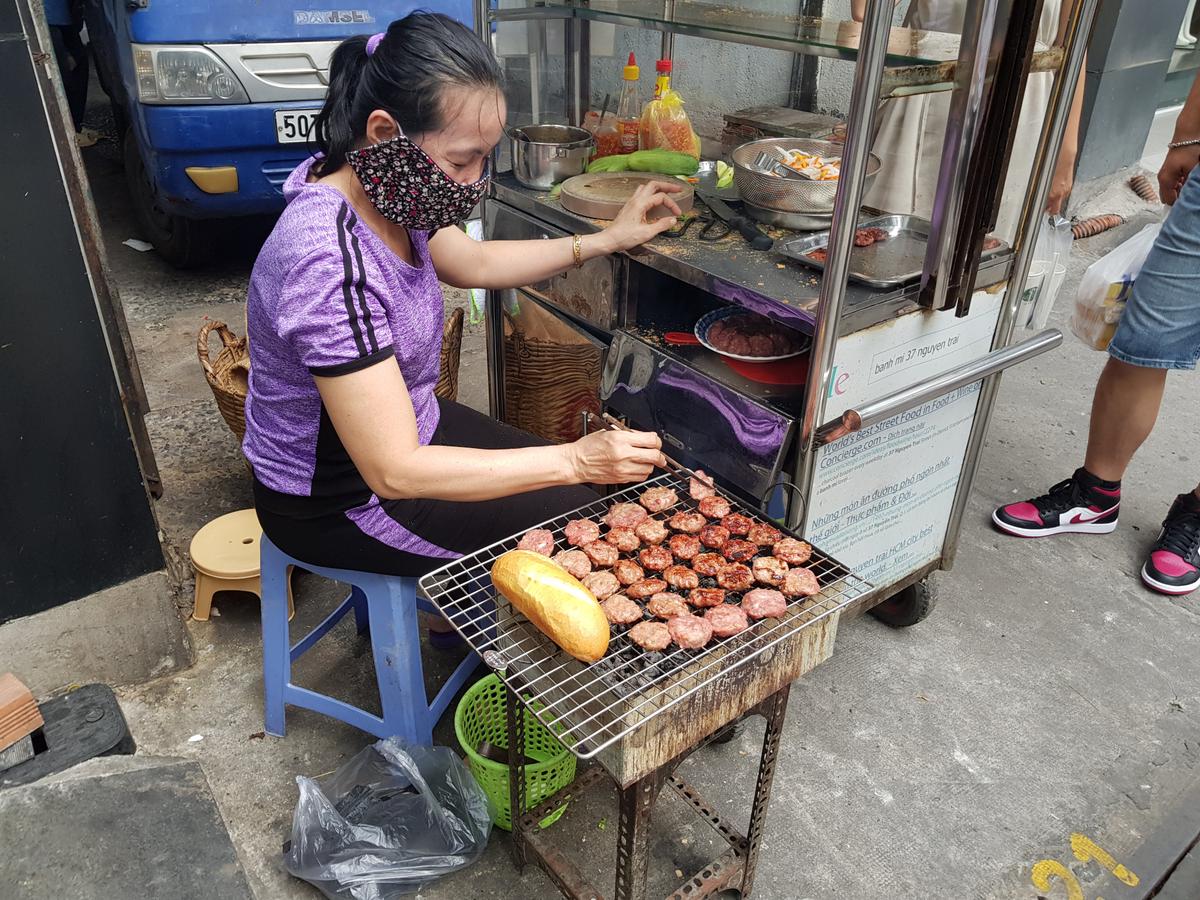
[243,157,454,559]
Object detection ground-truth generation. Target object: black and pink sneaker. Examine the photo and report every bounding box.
[991,468,1120,538]
[1141,493,1200,596]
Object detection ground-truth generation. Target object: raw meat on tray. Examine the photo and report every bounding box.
[705,312,805,358]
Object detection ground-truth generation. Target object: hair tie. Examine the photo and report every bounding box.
[365,32,385,56]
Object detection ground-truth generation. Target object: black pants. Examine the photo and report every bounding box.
[255,400,598,577]
[49,24,88,132]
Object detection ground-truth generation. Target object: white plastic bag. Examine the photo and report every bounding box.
[1018,215,1072,329]
[284,739,492,899]
[1069,223,1161,350]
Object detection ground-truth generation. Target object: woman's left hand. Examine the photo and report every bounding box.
[602,181,685,252]
[1046,146,1076,215]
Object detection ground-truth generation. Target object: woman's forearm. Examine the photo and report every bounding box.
[431,224,621,290]
[1061,54,1086,157]
[374,442,577,502]
[471,233,619,290]
[1172,69,1200,142]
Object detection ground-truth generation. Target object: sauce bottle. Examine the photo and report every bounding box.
[652,57,672,101]
[616,52,641,154]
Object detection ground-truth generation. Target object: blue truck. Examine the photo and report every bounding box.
[85,1,473,267]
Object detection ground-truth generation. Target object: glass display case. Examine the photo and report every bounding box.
[479,0,1096,593]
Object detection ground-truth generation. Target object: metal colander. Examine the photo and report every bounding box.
[732,138,880,215]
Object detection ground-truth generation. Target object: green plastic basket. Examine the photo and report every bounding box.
[454,674,576,831]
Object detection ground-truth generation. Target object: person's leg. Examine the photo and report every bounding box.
[1082,357,1167,482]
[995,168,1200,543]
[257,403,602,642]
[996,167,1200,594]
[55,25,89,133]
[380,399,599,561]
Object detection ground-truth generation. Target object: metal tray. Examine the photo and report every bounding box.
[776,214,1011,288]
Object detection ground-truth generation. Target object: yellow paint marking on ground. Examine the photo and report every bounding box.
[1031,859,1084,900]
[1071,833,1139,886]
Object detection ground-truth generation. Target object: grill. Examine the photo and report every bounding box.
[419,469,869,769]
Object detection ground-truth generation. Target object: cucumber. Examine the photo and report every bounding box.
[586,155,631,173]
[626,149,700,176]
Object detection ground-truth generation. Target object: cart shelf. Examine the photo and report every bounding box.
[492,176,1011,336]
[486,0,1064,98]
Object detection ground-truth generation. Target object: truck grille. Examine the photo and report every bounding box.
[208,41,340,103]
[241,51,328,90]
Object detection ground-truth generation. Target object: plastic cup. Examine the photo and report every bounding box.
[1019,262,1047,328]
[1045,262,1068,305]
[1030,262,1068,329]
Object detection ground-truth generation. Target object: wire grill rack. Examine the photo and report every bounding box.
[419,470,870,760]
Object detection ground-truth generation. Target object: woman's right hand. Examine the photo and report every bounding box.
[565,429,667,484]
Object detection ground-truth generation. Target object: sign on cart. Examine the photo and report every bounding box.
[804,291,1005,586]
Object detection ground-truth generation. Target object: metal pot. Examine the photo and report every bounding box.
[511,125,594,191]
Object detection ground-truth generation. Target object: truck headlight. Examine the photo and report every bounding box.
[133,45,249,104]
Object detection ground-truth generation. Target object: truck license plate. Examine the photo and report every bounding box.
[274,109,320,144]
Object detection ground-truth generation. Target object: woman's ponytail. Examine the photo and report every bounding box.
[314,34,371,173]
[312,13,504,175]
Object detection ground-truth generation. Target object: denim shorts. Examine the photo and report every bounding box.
[1109,167,1200,370]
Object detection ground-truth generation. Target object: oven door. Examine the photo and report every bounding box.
[601,331,795,505]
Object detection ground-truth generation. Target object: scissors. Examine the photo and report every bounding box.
[662,212,731,242]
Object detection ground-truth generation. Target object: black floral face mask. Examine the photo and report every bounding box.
[346,131,490,232]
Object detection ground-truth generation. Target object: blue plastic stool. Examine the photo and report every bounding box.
[259,535,479,744]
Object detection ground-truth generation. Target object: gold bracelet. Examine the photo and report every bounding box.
[572,234,584,269]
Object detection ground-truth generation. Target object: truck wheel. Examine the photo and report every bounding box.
[123,128,214,269]
[870,577,937,628]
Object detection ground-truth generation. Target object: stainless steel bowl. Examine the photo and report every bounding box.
[511,125,594,191]
[732,138,880,215]
[741,200,833,232]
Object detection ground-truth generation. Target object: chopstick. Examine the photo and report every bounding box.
[585,411,691,478]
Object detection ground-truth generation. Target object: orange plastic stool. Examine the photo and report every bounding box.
[190,509,293,621]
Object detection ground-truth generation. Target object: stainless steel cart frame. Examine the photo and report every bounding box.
[470,3,1099,895]
[477,0,1098,618]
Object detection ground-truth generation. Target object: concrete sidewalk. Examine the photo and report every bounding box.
[72,107,1200,899]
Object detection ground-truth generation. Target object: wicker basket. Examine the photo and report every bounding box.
[199,310,466,443]
[198,320,250,442]
[502,329,601,444]
[436,306,465,404]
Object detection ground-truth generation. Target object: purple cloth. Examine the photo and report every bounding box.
[243,156,452,558]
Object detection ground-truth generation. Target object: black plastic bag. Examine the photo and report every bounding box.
[284,739,492,899]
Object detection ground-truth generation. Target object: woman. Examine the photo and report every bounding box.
[852,0,1085,241]
[243,13,681,597]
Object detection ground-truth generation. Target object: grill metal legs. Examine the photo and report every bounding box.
[505,682,529,869]
[742,683,790,897]
[509,684,793,900]
[614,771,665,900]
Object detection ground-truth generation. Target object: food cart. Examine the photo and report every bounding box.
[421,1,1098,897]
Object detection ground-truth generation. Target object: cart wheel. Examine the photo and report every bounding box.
[870,577,937,628]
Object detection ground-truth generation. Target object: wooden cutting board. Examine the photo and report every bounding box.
[559,173,695,221]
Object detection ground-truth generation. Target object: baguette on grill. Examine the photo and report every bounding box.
[491,550,610,663]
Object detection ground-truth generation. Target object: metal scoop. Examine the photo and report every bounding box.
[751,150,807,180]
